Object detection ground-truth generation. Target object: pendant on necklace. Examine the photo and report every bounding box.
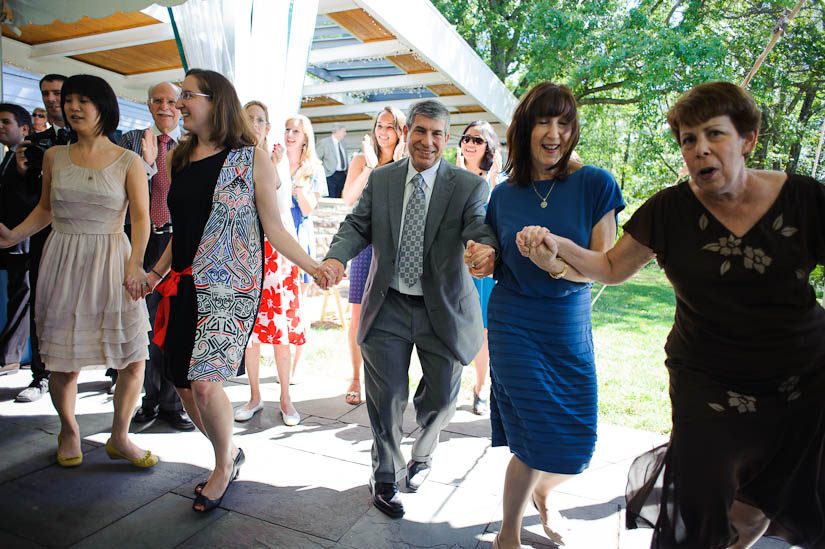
[540,201,547,208]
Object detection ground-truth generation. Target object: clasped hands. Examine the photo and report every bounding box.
[313,259,345,290]
[463,240,496,278]
[123,260,157,301]
[515,225,560,271]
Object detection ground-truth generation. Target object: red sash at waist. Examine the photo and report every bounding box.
[151,266,192,350]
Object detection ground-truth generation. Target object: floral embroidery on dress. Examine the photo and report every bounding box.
[778,375,801,402]
[707,391,757,413]
[742,246,772,273]
[702,234,742,275]
[700,211,797,276]
[772,214,798,237]
[727,391,756,413]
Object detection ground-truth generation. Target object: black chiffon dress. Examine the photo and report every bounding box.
[623,174,825,548]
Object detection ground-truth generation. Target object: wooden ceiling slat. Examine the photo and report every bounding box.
[386,54,434,75]
[302,96,344,108]
[309,113,372,124]
[2,12,160,45]
[428,84,463,96]
[327,9,395,43]
[71,40,181,76]
[456,105,485,113]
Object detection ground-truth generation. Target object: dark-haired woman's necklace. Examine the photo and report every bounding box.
[531,180,557,208]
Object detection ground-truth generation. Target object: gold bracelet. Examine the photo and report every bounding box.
[548,260,568,279]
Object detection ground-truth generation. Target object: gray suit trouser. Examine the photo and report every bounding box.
[361,288,464,484]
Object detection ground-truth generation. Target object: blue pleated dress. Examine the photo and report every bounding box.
[486,165,624,474]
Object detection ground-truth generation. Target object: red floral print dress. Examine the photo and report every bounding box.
[250,238,305,345]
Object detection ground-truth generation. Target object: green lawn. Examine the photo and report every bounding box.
[294,265,679,434]
[592,265,674,433]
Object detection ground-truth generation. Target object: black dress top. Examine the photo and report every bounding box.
[623,174,825,385]
[164,148,230,387]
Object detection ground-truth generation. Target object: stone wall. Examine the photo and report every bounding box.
[312,197,352,260]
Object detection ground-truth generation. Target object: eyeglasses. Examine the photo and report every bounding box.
[178,90,211,101]
[248,116,268,127]
[32,113,46,118]
[461,135,486,146]
[149,98,178,107]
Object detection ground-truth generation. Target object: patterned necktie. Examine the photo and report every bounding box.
[150,134,172,227]
[398,173,426,286]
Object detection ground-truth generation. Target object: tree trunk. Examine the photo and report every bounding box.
[787,84,817,174]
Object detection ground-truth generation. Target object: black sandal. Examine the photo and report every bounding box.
[192,448,245,511]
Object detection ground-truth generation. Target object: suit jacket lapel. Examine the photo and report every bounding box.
[423,160,454,258]
[388,158,408,252]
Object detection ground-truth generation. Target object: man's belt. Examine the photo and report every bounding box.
[152,223,173,235]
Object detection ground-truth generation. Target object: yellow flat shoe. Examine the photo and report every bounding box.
[105,439,159,468]
[56,434,82,467]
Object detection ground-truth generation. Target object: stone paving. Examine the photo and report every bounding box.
[0,364,796,549]
[0,290,796,548]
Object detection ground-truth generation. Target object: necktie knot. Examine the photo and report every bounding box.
[158,134,171,145]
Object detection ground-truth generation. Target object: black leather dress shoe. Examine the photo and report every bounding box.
[406,460,431,492]
[369,479,404,518]
[158,409,195,431]
[133,406,158,423]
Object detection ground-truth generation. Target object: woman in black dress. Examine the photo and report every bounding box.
[144,69,324,512]
[519,81,825,548]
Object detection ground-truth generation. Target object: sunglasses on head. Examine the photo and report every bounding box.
[460,135,486,146]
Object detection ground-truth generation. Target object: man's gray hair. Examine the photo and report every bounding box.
[147,81,181,101]
[406,100,450,131]
[332,122,347,131]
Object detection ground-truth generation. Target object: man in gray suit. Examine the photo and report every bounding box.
[316,122,348,198]
[320,100,498,518]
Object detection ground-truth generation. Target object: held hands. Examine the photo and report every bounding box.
[123,261,149,301]
[141,128,158,166]
[362,135,378,168]
[393,135,406,161]
[463,240,496,278]
[313,258,345,290]
[515,225,560,273]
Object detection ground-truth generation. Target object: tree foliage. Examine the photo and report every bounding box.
[433,0,825,204]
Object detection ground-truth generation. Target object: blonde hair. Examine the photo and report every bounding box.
[285,114,320,166]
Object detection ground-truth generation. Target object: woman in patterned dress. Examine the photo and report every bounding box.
[524,81,825,548]
[144,70,322,513]
[340,106,406,405]
[234,100,305,426]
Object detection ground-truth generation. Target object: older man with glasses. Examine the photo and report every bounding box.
[117,82,193,431]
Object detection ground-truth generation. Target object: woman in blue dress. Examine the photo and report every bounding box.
[480,82,624,548]
[456,120,503,415]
